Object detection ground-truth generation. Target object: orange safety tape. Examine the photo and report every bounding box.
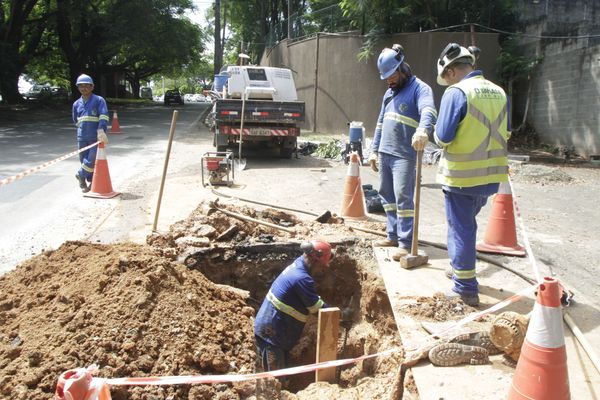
[0,141,100,187]
[103,283,538,387]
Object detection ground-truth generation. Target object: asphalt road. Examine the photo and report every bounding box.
[0,102,213,272]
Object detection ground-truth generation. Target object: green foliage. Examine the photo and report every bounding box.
[314,140,342,159]
[497,37,542,84]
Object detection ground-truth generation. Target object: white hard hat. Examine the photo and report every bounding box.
[75,74,94,86]
[436,43,476,86]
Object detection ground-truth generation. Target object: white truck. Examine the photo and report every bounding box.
[207,66,305,159]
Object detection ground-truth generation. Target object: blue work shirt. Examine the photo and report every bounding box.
[254,256,327,351]
[72,94,109,141]
[435,70,511,196]
[371,75,437,161]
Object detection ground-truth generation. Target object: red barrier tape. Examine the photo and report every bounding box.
[104,284,538,387]
[106,348,399,386]
[0,141,100,187]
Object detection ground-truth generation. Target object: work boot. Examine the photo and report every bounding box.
[75,174,89,192]
[445,266,453,279]
[445,290,480,307]
[391,247,409,261]
[374,238,398,247]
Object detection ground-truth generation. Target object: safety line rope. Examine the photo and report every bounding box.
[0,141,100,187]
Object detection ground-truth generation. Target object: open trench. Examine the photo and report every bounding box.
[183,238,405,397]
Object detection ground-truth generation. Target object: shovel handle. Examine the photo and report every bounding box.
[411,150,423,256]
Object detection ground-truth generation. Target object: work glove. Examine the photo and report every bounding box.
[411,128,429,151]
[368,152,379,172]
[97,129,108,145]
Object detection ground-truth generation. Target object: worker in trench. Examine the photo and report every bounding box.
[254,239,350,375]
[434,43,510,306]
[368,44,437,260]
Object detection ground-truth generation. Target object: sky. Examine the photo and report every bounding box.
[190,0,212,25]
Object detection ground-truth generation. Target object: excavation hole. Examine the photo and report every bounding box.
[188,239,403,395]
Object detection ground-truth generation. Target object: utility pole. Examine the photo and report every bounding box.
[287,0,292,39]
[214,0,222,76]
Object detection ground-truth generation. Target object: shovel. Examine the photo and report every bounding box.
[234,91,248,171]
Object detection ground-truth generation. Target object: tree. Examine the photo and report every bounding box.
[0,0,51,103]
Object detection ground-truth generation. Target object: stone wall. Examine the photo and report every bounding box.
[515,0,600,157]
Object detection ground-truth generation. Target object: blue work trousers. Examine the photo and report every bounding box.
[444,190,490,296]
[77,139,98,182]
[255,335,288,372]
[378,152,416,249]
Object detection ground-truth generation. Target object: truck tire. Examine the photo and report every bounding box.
[280,147,294,159]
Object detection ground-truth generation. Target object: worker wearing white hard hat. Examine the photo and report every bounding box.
[72,74,109,192]
[434,43,510,306]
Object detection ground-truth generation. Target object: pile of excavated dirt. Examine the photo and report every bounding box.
[0,242,256,400]
[398,292,478,322]
[1,200,409,399]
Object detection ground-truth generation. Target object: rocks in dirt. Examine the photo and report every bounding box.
[510,163,574,185]
[0,241,256,400]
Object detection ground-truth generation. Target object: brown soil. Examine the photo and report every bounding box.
[0,201,406,399]
[0,241,256,400]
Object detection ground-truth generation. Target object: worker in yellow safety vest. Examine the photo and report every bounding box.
[428,43,510,306]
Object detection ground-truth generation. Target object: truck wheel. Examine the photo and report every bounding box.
[280,147,294,159]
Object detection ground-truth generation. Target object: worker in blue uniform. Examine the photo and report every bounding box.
[368,44,437,261]
[254,239,333,372]
[434,43,510,306]
[72,74,109,192]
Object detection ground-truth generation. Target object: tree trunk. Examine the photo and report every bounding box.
[130,79,141,99]
[213,0,222,76]
[0,0,42,104]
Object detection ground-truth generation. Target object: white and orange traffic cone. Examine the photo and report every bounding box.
[476,181,525,256]
[54,366,112,400]
[508,277,570,399]
[109,111,121,134]
[340,152,367,220]
[84,142,120,199]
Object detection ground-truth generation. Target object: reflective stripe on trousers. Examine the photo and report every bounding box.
[78,139,98,182]
[378,152,415,249]
[444,190,490,296]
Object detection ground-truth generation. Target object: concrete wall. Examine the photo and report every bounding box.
[261,32,501,139]
[515,0,600,157]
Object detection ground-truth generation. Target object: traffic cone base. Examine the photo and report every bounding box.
[340,152,367,220]
[110,111,121,134]
[84,143,120,199]
[477,182,526,257]
[508,277,570,400]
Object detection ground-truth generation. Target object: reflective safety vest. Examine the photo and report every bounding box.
[254,257,327,350]
[437,75,509,187]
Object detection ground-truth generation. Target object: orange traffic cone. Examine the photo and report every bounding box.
[109,111,121,134]
[508,277,570,399]
[84,142,120,199]
[340,152,367,220]
[476,181,525,256]
[54,366,112,400]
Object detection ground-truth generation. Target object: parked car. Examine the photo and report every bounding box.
[51,87,69,101]
[164,89,184,106]
[140,87,153,99]
[24,85,52,100]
